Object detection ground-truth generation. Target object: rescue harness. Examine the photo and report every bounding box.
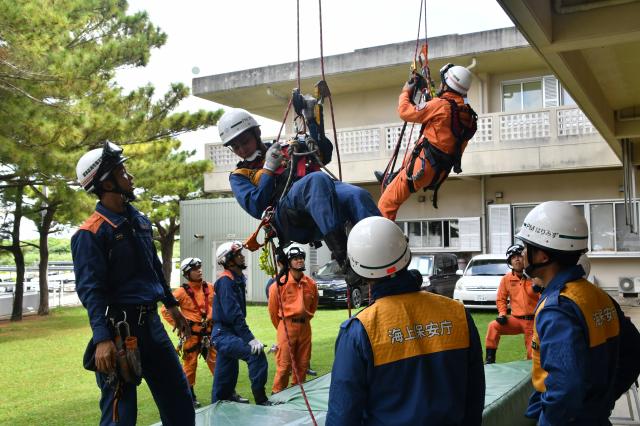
[176,282,213,359]
[404,98,478,208]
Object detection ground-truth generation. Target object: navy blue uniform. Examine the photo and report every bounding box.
[229,146,380,245]
[527,265,623,425]
[71,202,194,426]
[211,270,268,402]
[327,270,485,425]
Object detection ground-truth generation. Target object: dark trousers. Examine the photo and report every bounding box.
[95,311,194,426]
[276,173,381,243]
[211,332,268,402]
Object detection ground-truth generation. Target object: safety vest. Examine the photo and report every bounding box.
[531,279,620,392]
[357,292,469,367]
[232,142,322,203]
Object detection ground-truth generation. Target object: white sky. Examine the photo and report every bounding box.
[23,0,514,240]
[118,0,513,157]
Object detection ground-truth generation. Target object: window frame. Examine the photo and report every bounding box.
[396,218,464,251]
[510,200,640,257]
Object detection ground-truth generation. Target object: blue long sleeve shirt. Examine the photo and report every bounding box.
[526,265,621,425]
[212,270,255,343]
[71,202,177,343]
[326,271,485,425]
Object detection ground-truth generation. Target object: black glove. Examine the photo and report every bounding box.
[496,315,508,325]
[402,77,417,94]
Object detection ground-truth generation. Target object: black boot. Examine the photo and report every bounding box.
[485,348,496,365]
[323,229,348,270]
[252,387,274,406]
[374,170,398,188]
[190,386,201,408]
[230,391,249,404]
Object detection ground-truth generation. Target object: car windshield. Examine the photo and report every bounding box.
[465,259,508,276]
[408,255,434,275]
[316,260,343,279]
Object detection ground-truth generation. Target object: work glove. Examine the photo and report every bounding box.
[263,143,285,172]
[402,77,417,94]
[248,338,265,355]
[496,315,508,326]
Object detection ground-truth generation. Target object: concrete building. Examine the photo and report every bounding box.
[188,26,640,299]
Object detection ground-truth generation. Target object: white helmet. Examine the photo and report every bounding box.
[218,108,260,146]
[76,141,128,193]
[516,201,588,252]
[285,244,306,261]
[216,240,244,266]
[440,63,472,96]
[180,257,202,278]
[577,254,591,278]
[347,216,411,279]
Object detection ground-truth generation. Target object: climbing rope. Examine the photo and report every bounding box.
[380,0,434,192]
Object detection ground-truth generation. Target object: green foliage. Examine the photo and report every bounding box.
[259,245,276,276]
[0,1,220,289]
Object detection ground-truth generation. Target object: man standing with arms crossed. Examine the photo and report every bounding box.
[268,246,318,393]
[484,244,540,364]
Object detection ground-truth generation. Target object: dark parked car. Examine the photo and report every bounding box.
[409,253,459,298]
[314,260,369,308]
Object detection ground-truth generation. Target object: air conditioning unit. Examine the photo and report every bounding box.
[618,277,640,295]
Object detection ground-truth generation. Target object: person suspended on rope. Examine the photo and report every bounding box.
[160,257,249,407]
[210,241,273,406]
[217,104,380,277]
[326,216,485,426]
[268,245,318,394]
[376,63,478,220]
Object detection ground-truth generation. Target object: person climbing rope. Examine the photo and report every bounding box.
[376,63,478,220]
[217,106,380,278]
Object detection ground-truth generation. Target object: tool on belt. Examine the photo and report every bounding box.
[113,311,142,385]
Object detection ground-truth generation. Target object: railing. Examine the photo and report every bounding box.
[205,106,599,169]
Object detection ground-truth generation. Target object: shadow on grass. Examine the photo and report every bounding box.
[0,306,90,343]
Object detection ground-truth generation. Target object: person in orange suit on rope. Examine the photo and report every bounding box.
[376,64,477,220]
[268,245,318,394]
[162,257,248,407]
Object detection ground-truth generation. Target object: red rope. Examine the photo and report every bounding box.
[317,0,342,181]
[296,0,301,90]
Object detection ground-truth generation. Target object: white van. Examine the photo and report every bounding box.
[452,254,509,310]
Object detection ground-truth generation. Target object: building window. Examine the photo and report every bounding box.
[502,80,542,112]
[511,201,640,255]
[397,219,460,249]
[502,76,575,112]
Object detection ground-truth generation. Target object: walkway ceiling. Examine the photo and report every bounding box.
[497,0,640,161]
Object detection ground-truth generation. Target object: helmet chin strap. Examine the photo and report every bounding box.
[243,149,262,162]
[291,265,306,272]
[103,176,136,202]
[523,246,552,278]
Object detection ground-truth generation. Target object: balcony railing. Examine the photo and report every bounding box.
[206,106,598,169]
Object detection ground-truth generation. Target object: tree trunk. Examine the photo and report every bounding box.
[154,218,178,286]
[10,186,25,321]
[37,205,56,315]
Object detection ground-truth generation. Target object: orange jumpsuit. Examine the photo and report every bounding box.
[378,91,475,220]
[485,272,540,359]
[268,271,318,394]
[161,281,216,386]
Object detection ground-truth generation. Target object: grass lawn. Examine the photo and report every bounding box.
[0,305,529,425]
